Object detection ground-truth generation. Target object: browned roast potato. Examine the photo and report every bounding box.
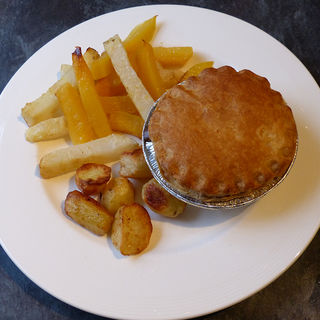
[111,203,152,255]
[142,178,186,217]
[100,177,135,215]
[75,163,111,195]
[119,147,152,179]
[65,190,113,236]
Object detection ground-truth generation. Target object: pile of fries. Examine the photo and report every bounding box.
[21,16,213,255]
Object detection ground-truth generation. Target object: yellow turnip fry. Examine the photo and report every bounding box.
[39,133,138,179]
[180,61,214,81]
[100,95,138,115]
[25,116,68,142]
[56,82,96,144]
[104,35,154,120]
[108,111,144,138]
[153,46,193,68]
[123,16,157,53]
[72,47,112,138]
[83,47,100,70]
[136,41,166,100]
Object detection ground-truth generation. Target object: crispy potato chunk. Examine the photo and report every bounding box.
[100,177,135,215]
[104,34,154,120]
[111,203,152,255]
[65,190,113,236]
[75,163,112,195]
[39,133,138,179]
[142,179,186,217]
[119,147,152,179]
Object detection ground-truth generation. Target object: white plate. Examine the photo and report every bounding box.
[1,5,320,320]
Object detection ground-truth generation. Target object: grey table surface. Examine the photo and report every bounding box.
[0,1,319,319]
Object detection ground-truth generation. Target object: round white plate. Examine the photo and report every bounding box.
[1,5,320,320]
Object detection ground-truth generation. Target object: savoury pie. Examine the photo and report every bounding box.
[148,66,298,199]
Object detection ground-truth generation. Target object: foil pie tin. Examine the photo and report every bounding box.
[142,96,298,210]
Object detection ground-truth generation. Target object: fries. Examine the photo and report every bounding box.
[56,82,96,144]
[153,46,193,68]
[181,61,214,81]
[72,47,112,138]
[25,116,68,142]
[104,35,154,120]
[108,111,144,138]
[136,41,166,100]
[39,133,138,178]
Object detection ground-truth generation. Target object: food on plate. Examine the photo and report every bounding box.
[148,66,298,199]
[108,111,144,138]
[21,15,223,255]
[75,163,112,195]
[21,64,76,126]
[111,203,152,255]
[142,178,186,217]
[99,95,138,115]
[95,72,126,96]
[153,46,193,68]
[104,34,154,120]
[180,61,214,81]
[123,15,157,53]
[21,91,61,127]
[56,82,96,144]
[119,147,152,179]
[72,47,112,138]
[100,177,135,215]
[39,133,138,178]
[83,47,100,71]
[65,190,113,236]
[136,40,166,100]
[25,116,68,142]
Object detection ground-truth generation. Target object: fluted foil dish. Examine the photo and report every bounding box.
[142,94,298,210]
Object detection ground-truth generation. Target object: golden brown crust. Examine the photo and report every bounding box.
[149,66,298,198]
[75,163,112,195]
[64,190,113,236]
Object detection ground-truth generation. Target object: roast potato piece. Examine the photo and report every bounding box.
[142,179,186,217]
[111,203,152,255]
[75,163,112,195]
[119,147,152,179]
[65,190,113,236]
[100,177,135,215]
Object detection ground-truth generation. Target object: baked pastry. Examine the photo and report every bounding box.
[148,66,297,199]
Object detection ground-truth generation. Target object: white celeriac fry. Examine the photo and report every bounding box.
[21,65,76,127]
[39,133,138,179]
[104,35,154,120]
[25,116,68,142]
